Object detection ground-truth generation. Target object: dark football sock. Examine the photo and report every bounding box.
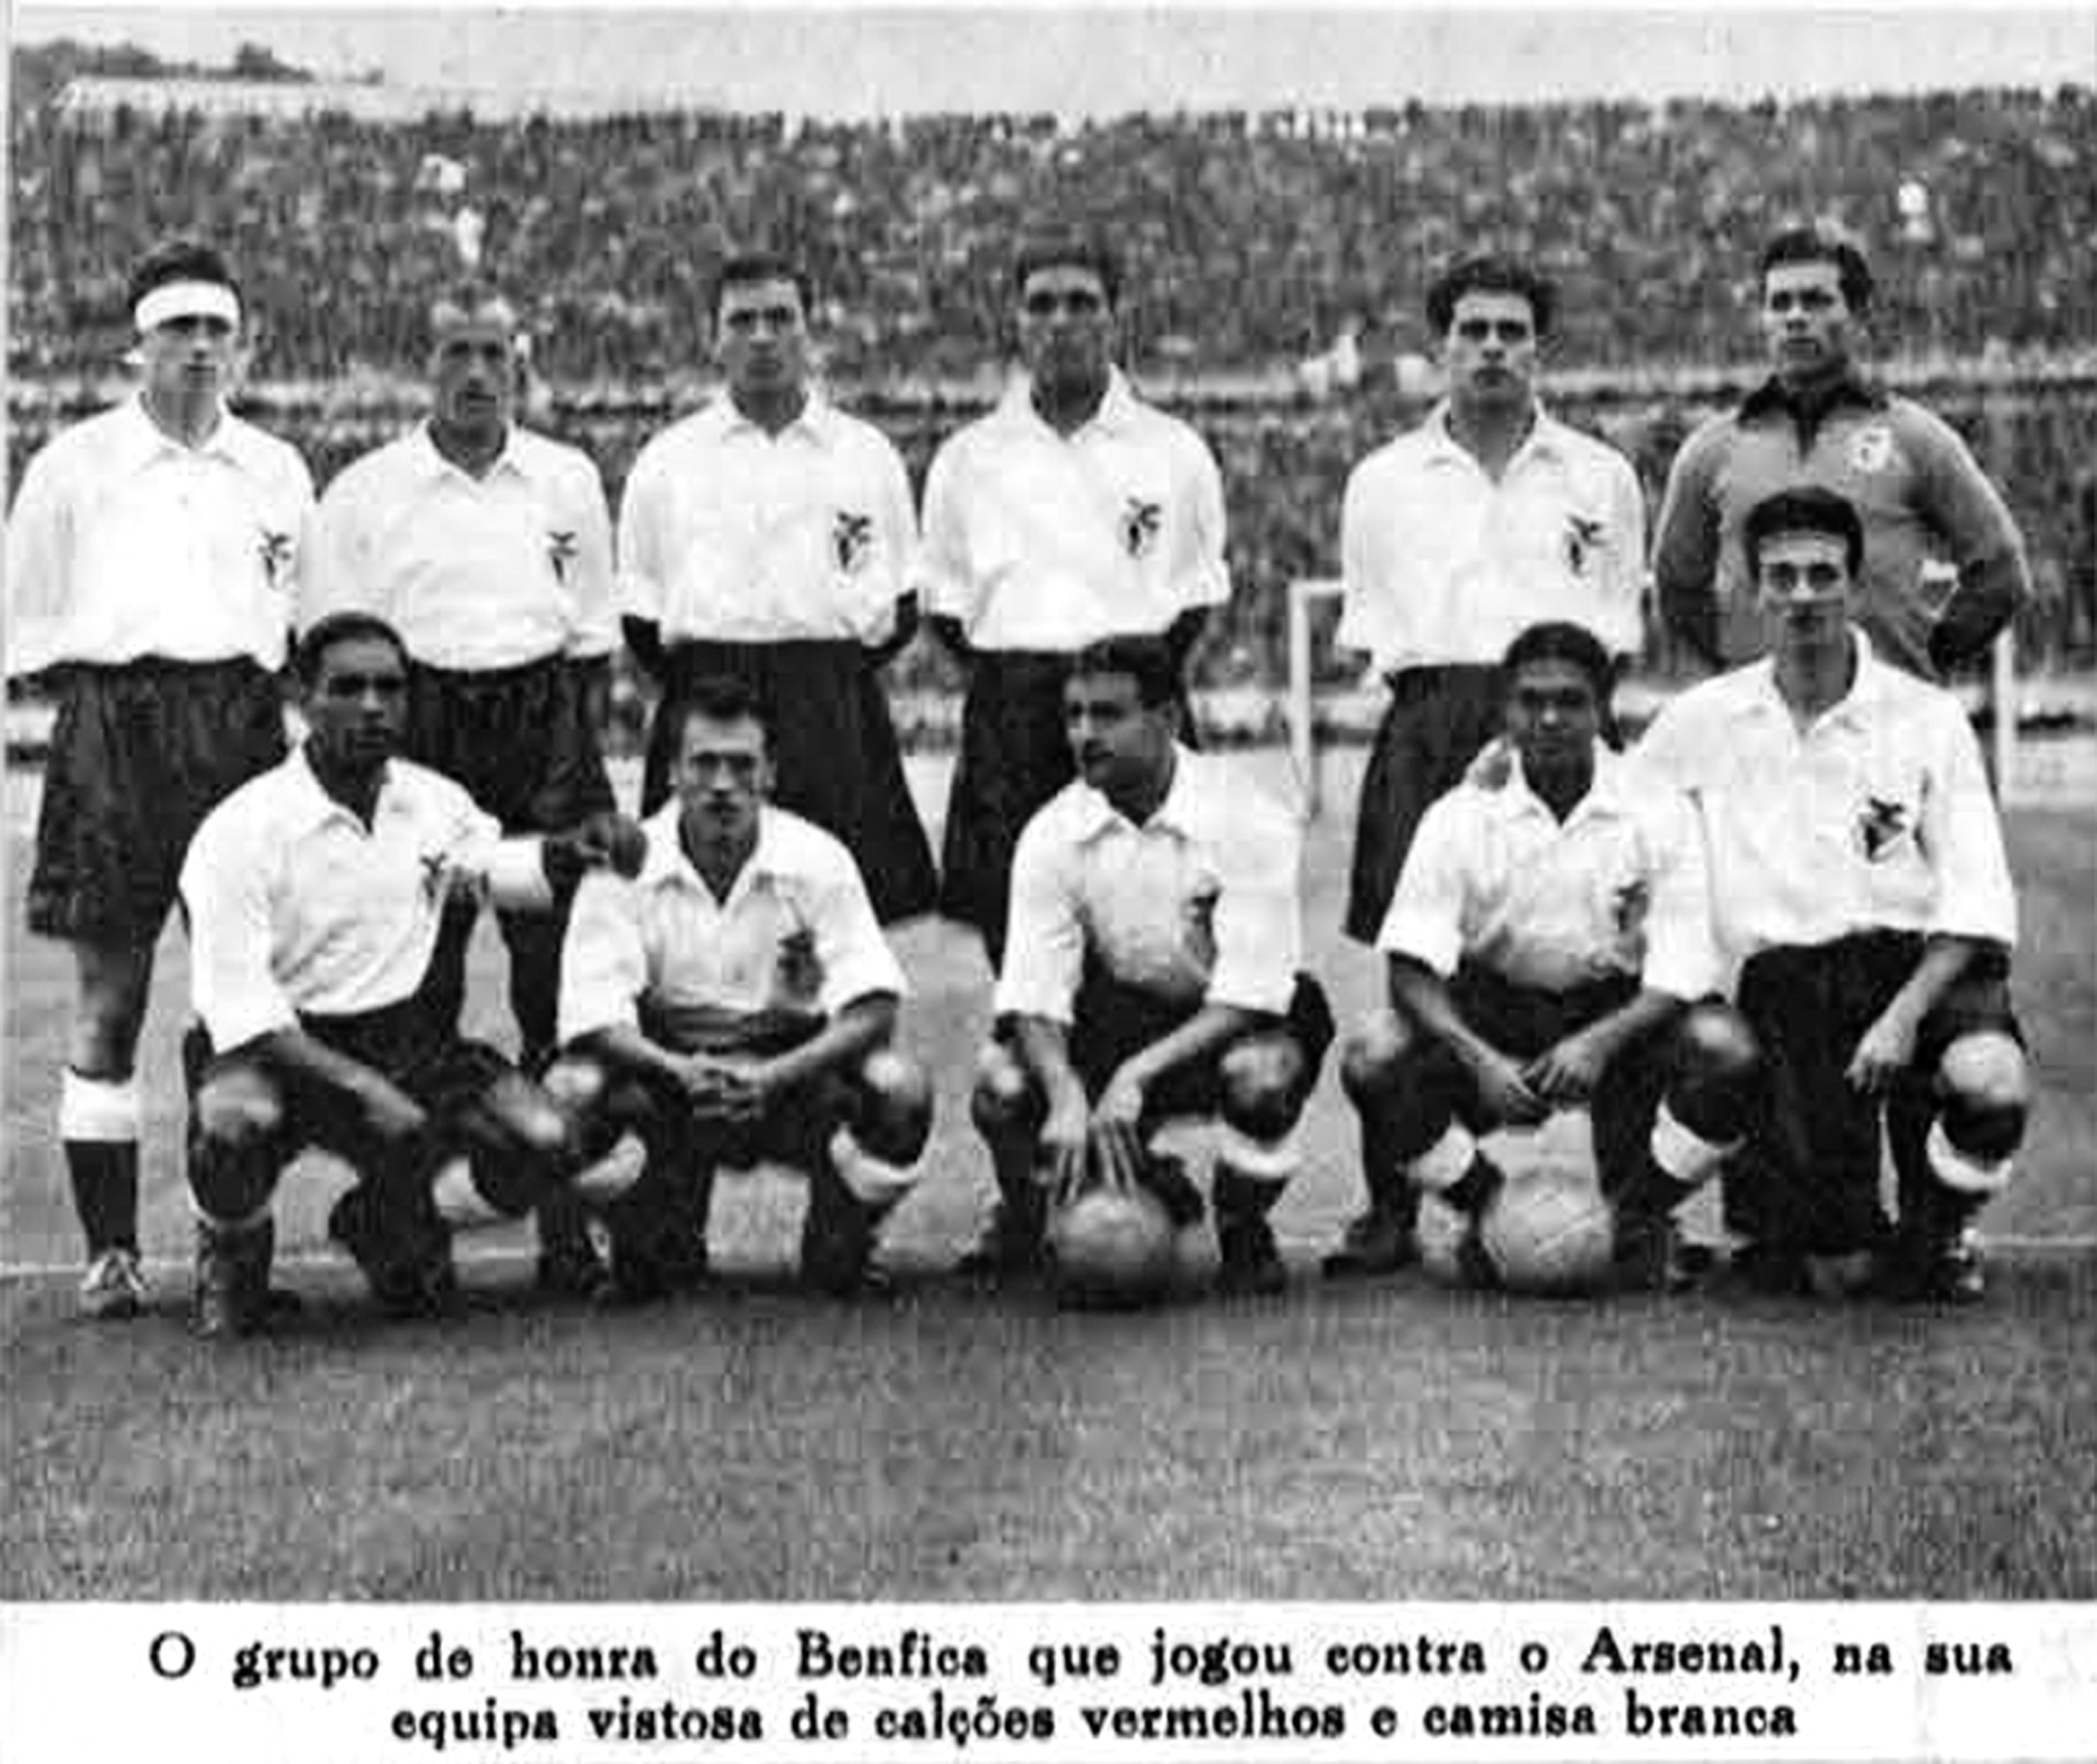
[66,1139,140,1256]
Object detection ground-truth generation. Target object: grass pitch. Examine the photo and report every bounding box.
[3,757,2092,1599]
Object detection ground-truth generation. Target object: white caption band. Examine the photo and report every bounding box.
[134,279,241,334]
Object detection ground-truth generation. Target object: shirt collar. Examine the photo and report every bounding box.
[712,387,838,448]
[1739,370,1887,423]
[1071,743,1205,843]
[409,422,532,483]
[635,800,789,901]
[1000,365,1140,439]
[281,743,416,835]
[1497,742,1632,827]
[1420,399,1568,469]
[1743,627,1888,730]
[115,393,251,470]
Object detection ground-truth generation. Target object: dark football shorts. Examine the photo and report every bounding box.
[999,964,1335,1126]
[184,991,520,1195]
[29,658,287,943]
[1729,930,2022,1253]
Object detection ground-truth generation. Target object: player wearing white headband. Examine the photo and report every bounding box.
[5,238,316,1320]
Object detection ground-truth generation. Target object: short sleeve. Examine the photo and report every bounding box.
[993,813,1087,1022]
[180,800,299,1052]
[1374,794,1474,976]
[808,841,907,1013]
[557,872,651,1045]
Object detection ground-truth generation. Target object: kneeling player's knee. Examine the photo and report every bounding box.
[502,1092,577,1168]
[1669,1002,1761,1131]
[540,1054,609,1117]
[192,1068,284,1157]
[970,1042,1039,1141]
[1936,1033,2029,1160]
[1339,1008,1415,1109]
[854,1048,934,1165]
[189,1070,284,1219]
[1219,1036,1308,1142]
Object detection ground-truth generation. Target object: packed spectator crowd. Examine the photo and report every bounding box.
[10,87,2097,383]
[9,78,2096,684]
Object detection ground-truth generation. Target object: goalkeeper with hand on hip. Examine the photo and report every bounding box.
[1332,620,1760,1291]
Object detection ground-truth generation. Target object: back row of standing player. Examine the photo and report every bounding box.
[6,224,2033,1318]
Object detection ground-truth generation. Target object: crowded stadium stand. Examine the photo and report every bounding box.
[10,61,2096,696]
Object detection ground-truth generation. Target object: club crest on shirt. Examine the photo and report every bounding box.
[1848,423,1897,474]
[1182,884,1220,971]
[1562,513,1606,577]
[775,923,825,1006]
[1611,877,1651,939]
[418,849,451,905]
[832,510,875,574]
[547,529,578,583]
[1857,795,1911,861]
[1121,497,1163,561]
[257,528,294,589]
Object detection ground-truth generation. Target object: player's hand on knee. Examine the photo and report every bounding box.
[1523,1028,1609,1107]
[1845,1006,1919,1096]
[1088,1117,1146,1199]
[355,1078,428,1147]
[1470,1049,1550,1128]
[1095,1066,1146,1134]
[1040,1097,1092,1201]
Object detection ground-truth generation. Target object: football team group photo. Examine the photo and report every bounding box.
[5,9,2092,1603]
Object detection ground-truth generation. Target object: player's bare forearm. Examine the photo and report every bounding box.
[572,1023,692,1095]
[1529,987,1682,1104]
[1571,987,1682,1070]
[1014,1015,1088,1125]
[1386,957,1504,1075]
[1112,1001,1262,1096]
[248,1026,425,1141]
[752,994,898,1098]
[1880,935,1988,1041]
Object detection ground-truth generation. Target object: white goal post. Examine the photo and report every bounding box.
[1285,576,2022,819]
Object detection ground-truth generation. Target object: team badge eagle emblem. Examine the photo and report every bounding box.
[257,528,293,589]
[1857,795,1910,861]
[1611,877,1651,938]
[1120,497,1163,560]
[832,510,874,574]
[547,529,578,583]
[1563,513,1606,576]
[1848,424,1896,473]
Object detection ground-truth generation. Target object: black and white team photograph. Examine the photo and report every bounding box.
[3,1,2092,1684]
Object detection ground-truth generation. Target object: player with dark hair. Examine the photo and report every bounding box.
[922,229,1230,969]
[617,250,935,922]
[1337,620,1759,1287]
[177,612,647,1336]
[544,674,932,1300]
[303,285,621,1294]
[1638,486,2030,1301]
[968,636,1332,1293]
[1326,253,1648,1276]
[5,238,316,1318]
[1654,223,2031,682]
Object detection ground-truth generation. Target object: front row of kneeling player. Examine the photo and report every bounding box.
[174,483,2029,1330]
